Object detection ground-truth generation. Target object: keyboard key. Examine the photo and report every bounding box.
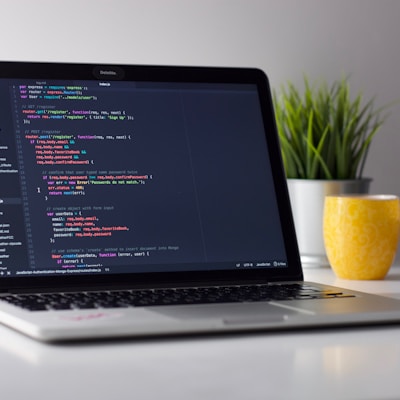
[0,283,355,311]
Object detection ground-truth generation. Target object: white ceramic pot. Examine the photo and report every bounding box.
[287,178,371,267]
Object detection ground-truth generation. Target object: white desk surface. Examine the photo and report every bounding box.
[2,267,400,400]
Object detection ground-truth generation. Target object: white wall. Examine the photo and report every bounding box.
[1,0,400,194]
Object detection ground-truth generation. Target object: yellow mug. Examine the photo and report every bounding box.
[323,194,400,280]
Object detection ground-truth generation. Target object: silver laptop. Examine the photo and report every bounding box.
[0,61,399,342]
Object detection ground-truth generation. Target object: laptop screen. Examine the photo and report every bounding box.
[0,62,301,286]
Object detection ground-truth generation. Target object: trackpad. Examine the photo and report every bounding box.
[152,302,307,324]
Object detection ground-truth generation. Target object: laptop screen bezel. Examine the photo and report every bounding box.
[0,61,303,292]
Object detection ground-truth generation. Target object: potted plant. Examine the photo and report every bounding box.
[273,76,391,267]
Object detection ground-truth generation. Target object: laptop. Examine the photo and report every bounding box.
[0,61,400,342]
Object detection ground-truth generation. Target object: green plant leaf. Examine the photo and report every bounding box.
[273,75,396,179]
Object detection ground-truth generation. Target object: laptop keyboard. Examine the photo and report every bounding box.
[1,283,355,312]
